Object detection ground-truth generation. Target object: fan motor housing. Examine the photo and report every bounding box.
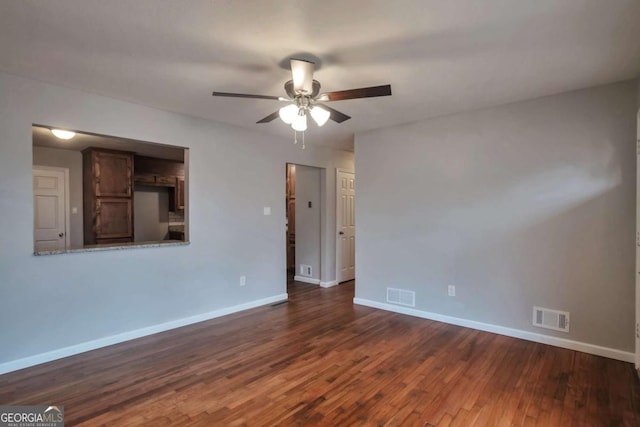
[285,80,321,98]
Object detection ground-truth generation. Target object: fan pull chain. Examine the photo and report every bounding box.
[292,130,305,149]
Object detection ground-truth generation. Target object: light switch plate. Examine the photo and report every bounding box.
[263,207,271,215]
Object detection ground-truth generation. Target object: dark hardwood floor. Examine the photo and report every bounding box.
[1,280,639,426]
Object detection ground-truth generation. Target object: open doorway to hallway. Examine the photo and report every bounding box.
[286,163,296,283]
[286,163,323,291]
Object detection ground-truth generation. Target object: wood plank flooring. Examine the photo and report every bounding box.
[1,280,639,426]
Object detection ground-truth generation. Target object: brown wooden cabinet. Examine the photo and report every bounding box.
[94,151,133,197]
[134,155,185,212]
[134,172,156,186]
[175,177,185,212]
[133,155,183,186]
[83,148,134,245]
[95,198,132,241]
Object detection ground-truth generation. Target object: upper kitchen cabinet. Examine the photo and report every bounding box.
[83,148,134,245]
[92,150,133,197]
[134,156,184,185]
[134,155,185,212]
[175,177,185,212]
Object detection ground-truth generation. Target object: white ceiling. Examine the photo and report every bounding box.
[2,1,640,151]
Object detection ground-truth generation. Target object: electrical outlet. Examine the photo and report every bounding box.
[448,285,456,297]
[240,276,246,287]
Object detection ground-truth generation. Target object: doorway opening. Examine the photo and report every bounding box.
[286,163,296,283]
[286,163,323,291]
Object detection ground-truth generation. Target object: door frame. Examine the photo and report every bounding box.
[636,109,640,372]
[286,163,326,286]
[336,168,355,284]
[33,165,71,250]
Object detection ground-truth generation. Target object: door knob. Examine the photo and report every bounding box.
[59,232,64,238]
[339,231,344,235]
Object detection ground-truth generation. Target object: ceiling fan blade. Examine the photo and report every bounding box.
[290,59,314,95]
[256,111,280,124]
[212,91,281,100]
[317,104,351,123]
[321,84,392,101]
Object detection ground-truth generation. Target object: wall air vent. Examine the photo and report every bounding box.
[533,306,570,333]
[300,264,312,277]
[386,288,415,307]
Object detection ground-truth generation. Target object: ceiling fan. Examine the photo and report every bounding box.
[212,58,392,132]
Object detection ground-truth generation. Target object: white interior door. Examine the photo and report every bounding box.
[33,167,68,252]
[337,170,355,283]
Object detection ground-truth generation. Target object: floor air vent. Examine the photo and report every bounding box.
[533,306,570,332]
[386,288,415,307]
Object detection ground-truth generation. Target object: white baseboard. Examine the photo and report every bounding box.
[294,275,320,285]
[0,293,288,375]
[353,297,634,363]
[320,280,338,288]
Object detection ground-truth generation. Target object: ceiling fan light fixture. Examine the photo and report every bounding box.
[291,59,314,94]
[51,129,76,140]
[213,57,390,137]
[291,112,308,132]
[279,104,298,125]
[310,106,330,127]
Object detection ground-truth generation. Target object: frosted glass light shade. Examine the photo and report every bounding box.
[310,106,330,127]
[279,104,298,124]
[291,59,314,94]
[51,129,76,140]
[291,113,307,132]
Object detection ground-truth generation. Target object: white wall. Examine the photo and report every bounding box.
[295,165,321,280]
[133,187,170,242]
[355,80,637,354]
[0,72,353,368]
[32,146,83,248]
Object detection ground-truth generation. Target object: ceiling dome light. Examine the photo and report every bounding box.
[310,106,330,127]
[291,112,307,132]
[51,129,76,140]
[279,104,299,125]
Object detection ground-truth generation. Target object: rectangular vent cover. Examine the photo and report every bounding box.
[533,306,570,332]
[300,264,312,277]
[386,288,415,307]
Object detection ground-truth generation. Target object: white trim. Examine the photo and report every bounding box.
[294,275,320,285]
[636,110,640,369]
[320,280,338,288]
[353,298,634,363]
[33,165,71,249]
[0,293,288,375]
